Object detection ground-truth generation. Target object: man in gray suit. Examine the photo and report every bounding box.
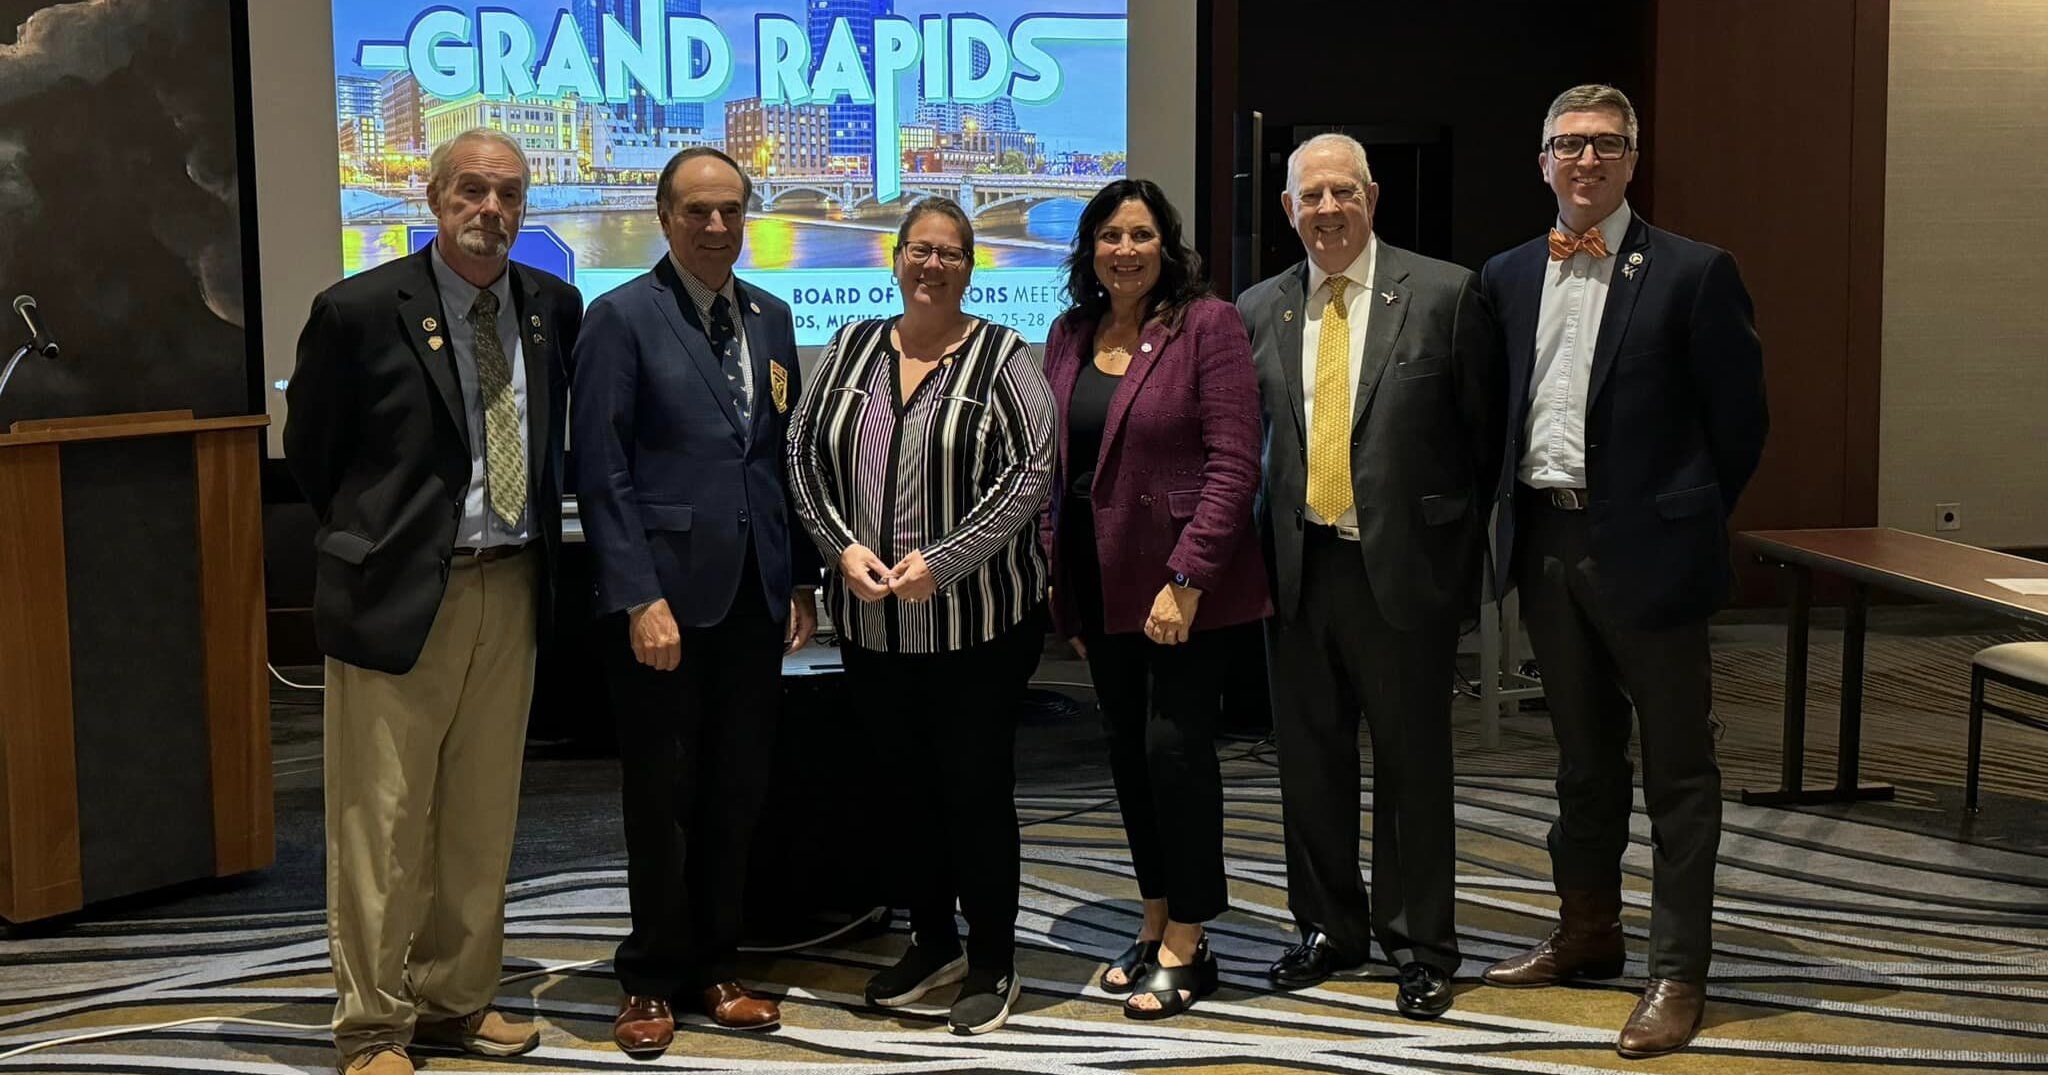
[1238,133,1504,1018]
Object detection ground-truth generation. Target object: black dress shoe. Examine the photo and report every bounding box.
[1267,931,1366,989]
[1395,962,1453,1019]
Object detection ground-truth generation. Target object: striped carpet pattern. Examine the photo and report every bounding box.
[4,758,2044,1073]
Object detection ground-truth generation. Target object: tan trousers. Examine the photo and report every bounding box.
[325,550,537,1060]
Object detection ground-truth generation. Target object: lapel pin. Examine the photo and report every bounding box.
[1629,252,1644,265]
[428,335,444,351]
[532,333,546,347]
[1381,291,1398,305]
[1283,309,1295,322]
[1140,341,1153,353]
[421,316,437,332]
[941,356,954,367]
[529,314,541,327]
[749,301,761,314]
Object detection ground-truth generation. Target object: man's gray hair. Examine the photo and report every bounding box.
[1541,84,1640,147]
[1285,133,1373,195]
[426,127,531,196]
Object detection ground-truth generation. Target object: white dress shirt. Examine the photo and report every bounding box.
[1301,235,1377,529]
[1520,201,1633,490]
[429,242,531,548]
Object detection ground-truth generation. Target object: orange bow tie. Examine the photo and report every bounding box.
[1548,226,1609,261]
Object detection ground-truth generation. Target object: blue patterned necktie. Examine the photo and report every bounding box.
[709,294,749,424]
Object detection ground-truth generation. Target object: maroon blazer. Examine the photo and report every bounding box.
[1041,295,1272,638]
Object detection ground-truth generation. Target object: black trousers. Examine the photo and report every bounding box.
[606,548,784,999]
[1266,525,1461,973]
[1084,630,1230,923]
[843,612,1043,973]
[1064,492,1229,923]
[1515,494,1720,981]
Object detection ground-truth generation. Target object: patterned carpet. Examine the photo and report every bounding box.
[3,618,2046,1073]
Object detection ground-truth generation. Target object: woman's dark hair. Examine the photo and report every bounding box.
[894,196,975,256]
[1059,178,1208,328]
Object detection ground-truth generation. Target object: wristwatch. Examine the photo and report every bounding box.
[1172,572,1193,590]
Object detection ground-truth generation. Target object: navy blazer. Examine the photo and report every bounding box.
[1482,214,1769,628]
[571,258,820,626]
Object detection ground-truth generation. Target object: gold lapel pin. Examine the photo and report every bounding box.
[428,335,444,351]
[749,301,761,314]
[1283,309,1295,322]
[529,314,541,327]
[1629,252,1644,265]
[422,316,438,332]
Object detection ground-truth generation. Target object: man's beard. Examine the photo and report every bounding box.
[457,224,510,257]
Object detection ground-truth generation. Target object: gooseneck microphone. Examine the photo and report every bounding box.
[13,294,59,359]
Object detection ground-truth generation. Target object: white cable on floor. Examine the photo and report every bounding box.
[0,912,889,1063]
[268,663,324,691]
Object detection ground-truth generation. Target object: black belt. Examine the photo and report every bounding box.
[1304,520,1361,542]
[452,542,533,563]
[1520,485,1589,511]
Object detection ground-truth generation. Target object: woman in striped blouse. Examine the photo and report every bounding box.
[787,197,1055,1036]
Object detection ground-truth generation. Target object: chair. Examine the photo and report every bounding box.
[1966,642,2048,812]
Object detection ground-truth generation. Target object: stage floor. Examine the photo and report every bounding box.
[2,607,2044,1073]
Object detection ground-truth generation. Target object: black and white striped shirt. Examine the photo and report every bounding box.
[788,317,1054,654]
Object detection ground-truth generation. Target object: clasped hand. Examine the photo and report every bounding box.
[840,543,937,604]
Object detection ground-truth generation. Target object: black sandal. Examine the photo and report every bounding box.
[1100,939,1161,995]
[1121,936,1218,1020]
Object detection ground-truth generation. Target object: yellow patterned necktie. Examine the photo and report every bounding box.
[1305,276,1353,521]
[469,289,527,528]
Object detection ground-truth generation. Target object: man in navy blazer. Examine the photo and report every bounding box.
[1477,85,1768,1059]
[572,148,820,1055]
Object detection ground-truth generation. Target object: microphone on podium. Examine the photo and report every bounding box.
[1,294,61,403]
[13,295,59,359]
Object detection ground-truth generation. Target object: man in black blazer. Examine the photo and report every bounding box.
[1237,134,1504,1018]
[285,128,582,1075]
[572,147,819,1056]
[1477,85,1768,1059]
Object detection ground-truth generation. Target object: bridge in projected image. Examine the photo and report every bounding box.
[340,174,1104,225]
[749,173,1104,223]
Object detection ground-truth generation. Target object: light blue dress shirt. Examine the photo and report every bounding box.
[429,242,531,547]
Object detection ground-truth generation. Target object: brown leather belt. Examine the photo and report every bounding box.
[453,542,533,563]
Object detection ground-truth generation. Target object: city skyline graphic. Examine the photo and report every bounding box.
[331,0,1128,342]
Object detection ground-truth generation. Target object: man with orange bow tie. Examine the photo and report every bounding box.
[1477,84,1768,1059]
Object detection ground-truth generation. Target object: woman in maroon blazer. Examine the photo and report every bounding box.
[1042,178,1270,1020]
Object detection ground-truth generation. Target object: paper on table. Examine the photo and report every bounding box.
[1987,578,2048,596]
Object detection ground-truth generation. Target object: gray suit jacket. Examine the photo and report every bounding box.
[1238,242,1505,629]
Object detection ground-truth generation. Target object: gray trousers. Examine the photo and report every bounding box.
[1516,496,1721,981]
[1267,525,1461,973]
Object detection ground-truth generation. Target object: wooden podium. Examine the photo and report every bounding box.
[0,411,272,922]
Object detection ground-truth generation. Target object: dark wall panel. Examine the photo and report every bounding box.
[60,438,214,902]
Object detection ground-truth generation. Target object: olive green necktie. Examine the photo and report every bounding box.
[1305,276,1354,521]
[469,289,526,528]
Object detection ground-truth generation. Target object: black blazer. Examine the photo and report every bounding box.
[1482,214,1769,628]
[1238,242,1506,629]
[283,247,583,674]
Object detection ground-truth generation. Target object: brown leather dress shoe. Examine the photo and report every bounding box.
[702,981,781,1030]
[1483,889,1625,987]
[1617,978,1706,1058]
[613,995,675,1056]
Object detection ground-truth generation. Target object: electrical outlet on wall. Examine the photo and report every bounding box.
[1936,502,1963,532]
